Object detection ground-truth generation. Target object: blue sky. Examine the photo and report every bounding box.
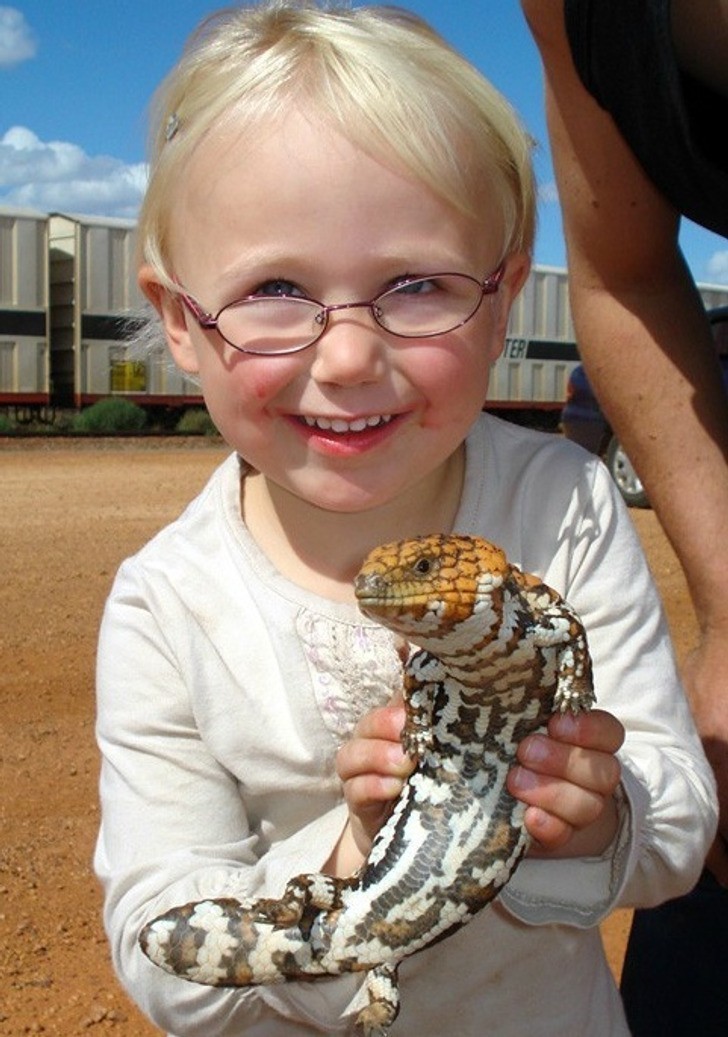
[1,1,726,284]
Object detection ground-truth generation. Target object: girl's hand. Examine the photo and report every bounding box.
[507,709,625,857]
[326,697,414,876]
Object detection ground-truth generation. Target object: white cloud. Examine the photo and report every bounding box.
[0,126,147,219]
[538,180,560,206]
[706,250,728,286]
[0,6,36,68]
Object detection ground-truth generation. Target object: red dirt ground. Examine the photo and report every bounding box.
[0,439,699,1035]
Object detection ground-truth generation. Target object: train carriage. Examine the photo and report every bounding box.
[492,264,579,417]
[0,206,51,412]
[1,206,727,423]
[47,212,201,412]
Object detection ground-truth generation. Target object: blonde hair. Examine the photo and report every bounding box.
[138,1,536,283]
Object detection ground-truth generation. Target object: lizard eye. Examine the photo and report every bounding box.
[414,557,435,575]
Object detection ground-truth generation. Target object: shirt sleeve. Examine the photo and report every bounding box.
[94,557,364,1036]
[498,459,717,927]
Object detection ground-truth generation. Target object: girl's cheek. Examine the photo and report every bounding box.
[249,367,293,402]
[217,354,306,404]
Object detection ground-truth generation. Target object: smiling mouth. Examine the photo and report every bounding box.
[301,415,394,433]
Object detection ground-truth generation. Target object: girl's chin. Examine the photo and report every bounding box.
[266,470,416,518]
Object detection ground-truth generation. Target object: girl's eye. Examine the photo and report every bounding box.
[388,277,437,297]
[253,279,306,299]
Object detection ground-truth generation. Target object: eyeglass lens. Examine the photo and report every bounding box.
[213,274,487,354]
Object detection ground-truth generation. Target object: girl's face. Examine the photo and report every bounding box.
[145,110,528,519]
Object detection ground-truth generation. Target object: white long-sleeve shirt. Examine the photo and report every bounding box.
[94,414,717,1036]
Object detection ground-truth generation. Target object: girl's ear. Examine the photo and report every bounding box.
[138,263,200,375]
[485,251,532,363]
[500,251,532,304]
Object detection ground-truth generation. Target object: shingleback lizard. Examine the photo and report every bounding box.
[139,533,595,1035]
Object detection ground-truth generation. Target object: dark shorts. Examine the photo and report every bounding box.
[620,869,728,1037]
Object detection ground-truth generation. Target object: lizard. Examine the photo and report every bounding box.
[139,533,596,1035]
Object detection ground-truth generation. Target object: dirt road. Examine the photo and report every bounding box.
[0,439,699,1035]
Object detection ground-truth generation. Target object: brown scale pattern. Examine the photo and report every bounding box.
[140,534,595,1036]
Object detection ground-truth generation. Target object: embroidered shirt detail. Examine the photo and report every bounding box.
[297,612,405,744]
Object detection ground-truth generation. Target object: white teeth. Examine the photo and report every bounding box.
[302,415,393,433]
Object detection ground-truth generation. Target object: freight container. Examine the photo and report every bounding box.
[0,206,50,411]
[47,212,200,410]
[489,265,579,417]
[2,205,727,423]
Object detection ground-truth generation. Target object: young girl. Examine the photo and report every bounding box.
[94,4,716,1035]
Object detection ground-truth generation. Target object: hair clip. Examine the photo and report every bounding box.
[164,113,180,142]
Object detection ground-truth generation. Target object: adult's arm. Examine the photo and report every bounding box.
[521,0,728,880]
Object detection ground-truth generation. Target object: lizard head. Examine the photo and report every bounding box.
[354,534,510,640]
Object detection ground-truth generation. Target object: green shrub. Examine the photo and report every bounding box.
[0,413,15,434]
[175,408,219,436]
[73,398,147,434]
[51,410,76,432]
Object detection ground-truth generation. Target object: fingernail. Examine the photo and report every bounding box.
[551,713,580,739]
[388,745,410,771]
[510,765,538,791]
[382,778,404,798]
[521,734,549,765]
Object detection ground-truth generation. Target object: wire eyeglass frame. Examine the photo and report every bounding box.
[177,261,506,357]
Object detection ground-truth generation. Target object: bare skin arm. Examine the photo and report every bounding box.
[521,0,728,881]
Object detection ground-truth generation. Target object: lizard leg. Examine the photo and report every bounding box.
[355,963,400,1037]
[253,872,352,926]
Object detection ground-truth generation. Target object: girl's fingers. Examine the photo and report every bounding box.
[507,710,625,852]
[336,705,411,782]
[351,701,406,744]
[336,738,412,798]
[547,708,625,754]
[515,734,622,796]
[508,761,622,852]
[336,703,412,851]
[340,705,624,853]
[515,710,624,794]
[508,764,606,828]
[336,702,414,828]
[521,806,574,849]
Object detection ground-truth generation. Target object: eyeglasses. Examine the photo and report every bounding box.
[177,262,505,356]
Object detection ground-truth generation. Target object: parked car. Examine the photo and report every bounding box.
[561,305,728,508]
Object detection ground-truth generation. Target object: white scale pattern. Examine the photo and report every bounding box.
[139,535,595,1037]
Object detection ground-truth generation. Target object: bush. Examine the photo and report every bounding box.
[51,410,76,432]
[0,412,15,434]
[175,408,219,436]
[72,398,147,434]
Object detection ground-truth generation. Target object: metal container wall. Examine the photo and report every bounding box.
[48,212,202,407]
[0,206,50,405]
[488,266,579,408]
[488,268,728,409]
[4,204,728,414]
[49,213,143,406]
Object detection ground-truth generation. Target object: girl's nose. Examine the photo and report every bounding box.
[308,313,388,386]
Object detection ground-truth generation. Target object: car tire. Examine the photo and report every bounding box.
[606,437,649,508]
